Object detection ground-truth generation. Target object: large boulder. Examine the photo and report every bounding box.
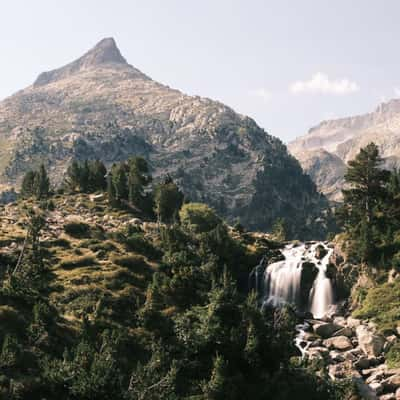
[315,244,328,260]
[332,327,353,338]
[347,317,362,329]
[323,336,353,351]
[382,374,400,392]
[300,262,318,308]
[379,394,396,400]
[356,325,385,357]
[368,382,383,396]
[329,361,353,379]
[307,347,329,362]
[352,377,378,400]
[313,322,342,338]
[355,356,372,370]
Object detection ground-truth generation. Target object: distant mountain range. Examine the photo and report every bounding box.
[0,38,326,237]
[289,100,400,201]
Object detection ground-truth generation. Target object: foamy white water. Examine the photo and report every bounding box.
[309,244,334,318]
[263,244,305,307]
[263,242,334,319]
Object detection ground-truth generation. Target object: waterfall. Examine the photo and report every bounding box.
[262,242,334,318]
[248,255,268,295]
[309,244,334,318]
[263,244,305,308]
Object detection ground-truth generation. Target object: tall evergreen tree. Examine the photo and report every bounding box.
[107,169,117,206]
[342,142,389,223]
[127,157,151,207]
[66,160,82,192]
[153,176,184,224]
[20,165,50,199]
[80,160,91,193]
[20,170,36,198]
[339,142,390,262]
[89,160,107,191]
[111,163,128,201]
[34,164,50,199]
[202,354,232,400]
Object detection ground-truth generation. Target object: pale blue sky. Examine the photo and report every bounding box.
[1,0,400,142]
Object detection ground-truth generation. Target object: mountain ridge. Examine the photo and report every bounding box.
[289,98,400,200]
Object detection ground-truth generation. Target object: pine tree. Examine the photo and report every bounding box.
[20,170,36,198]
[127,157,151,208]
[89,160,107,191]
[107,169,117,205]
[340,143,390,262]
[0,334,21,368]
[272,218,286,242]
[342,142,389,223]
[20,165,50,199]
[202,354,231,400]
[80,160,91,193]
[66,160,82,192]
[34,164,50,199]
[111,163,128,201]
[153,176,184,224]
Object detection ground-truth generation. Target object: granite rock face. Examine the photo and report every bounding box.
[0,38,327,237]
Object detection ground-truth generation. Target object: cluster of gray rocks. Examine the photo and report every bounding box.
[299,316,400,399]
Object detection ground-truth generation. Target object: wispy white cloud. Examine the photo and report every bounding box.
[249,88,271,102]
[394,88,400,97]
[290,72,359,95]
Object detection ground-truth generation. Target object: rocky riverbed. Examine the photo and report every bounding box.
[298,315,400,399]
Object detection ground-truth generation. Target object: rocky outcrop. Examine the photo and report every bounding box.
[0,38,328,238]
[323,335,353,351]
[299,315,400,400]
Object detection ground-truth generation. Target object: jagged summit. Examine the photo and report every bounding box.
[33,37,145,86]
[79,37,128,66]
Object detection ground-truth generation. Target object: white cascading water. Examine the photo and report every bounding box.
[262,242,335,358]
[263,244,305,308]
[263,242,334,318]
[309,244,334,318]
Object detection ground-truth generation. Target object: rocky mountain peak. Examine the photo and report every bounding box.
[79,37,128,66]
[33,37,140,87]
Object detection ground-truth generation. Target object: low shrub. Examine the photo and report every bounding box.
[353,280,400,333]
[59,255,97,270]
[112,255,147,271]
[45,238,71,248]
[0,306,26,334]
[89,241,117,253]
[179,203,221,234]
[387,342,400,368]
[125,234,161,259]
[105,270,136,291]
[64,221,91,238]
